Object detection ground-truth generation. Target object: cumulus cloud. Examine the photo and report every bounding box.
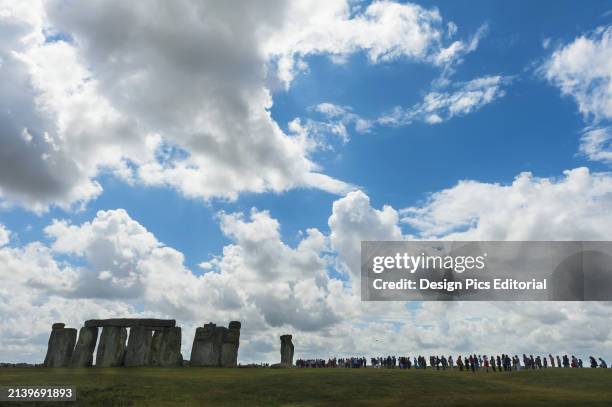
[0,237,137,362]
[0,0,343,211]
[0,206,356,362]
[0,2,107,211]
[0,0,487,211]
[329,190,402,278]
[322,173,612,360]
[327,169,612,360]
[5,167,612,363]
[543,26,612,167]
[265,0,485,88]
[544,26,612,122]
[401,167,612,240]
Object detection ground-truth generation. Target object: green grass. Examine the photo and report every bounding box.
[1,367,612,406]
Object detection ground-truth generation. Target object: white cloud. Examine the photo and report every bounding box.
[0,224,10,246]
[329,190,402,279]
[580,127,612,164]
[0,0,487,211]
[401,167,612,240]
[288,103,373,146]
[326,169,612,360]
[0,0,352,211]
[5,167,612,363]
[379,75,509,126]
[265,0,484,88]
[295,75,507,142]
[0,206,356,362]
[544,26,612,122]
[325,175,612,360]
[298,75,508,140]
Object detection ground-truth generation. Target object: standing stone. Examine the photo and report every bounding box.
[151,327,182,366]
[124,326,153,367]
[220,321,241,367]
[43,324,77,368]
[70,327,99,367]
[190,323,222,366]
[96,326,127,367]
[280,334,294,366]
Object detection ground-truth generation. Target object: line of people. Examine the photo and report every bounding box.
[295,354,609,370]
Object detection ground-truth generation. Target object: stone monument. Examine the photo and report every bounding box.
[190,321,241,367]
[43,323,77,368]
[70,326,99,367]
[280,334,294,366]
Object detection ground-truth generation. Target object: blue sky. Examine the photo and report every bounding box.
[2,0,612,363]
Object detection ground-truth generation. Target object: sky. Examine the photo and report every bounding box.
[1,0,612,364]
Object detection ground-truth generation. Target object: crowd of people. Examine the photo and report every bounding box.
[295,354,609,371]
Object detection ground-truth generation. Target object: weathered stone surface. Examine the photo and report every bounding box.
[280,334,294,366]
[85,319,175,328]
[44,324,77,368]
[70,327,98,367]
[151,327,182,367]
[96,326,127,367]
[220,321,241,367]
[52,323,65,330]
[190,323,221,367]
[190,321,242,367]
[124,326,153,367]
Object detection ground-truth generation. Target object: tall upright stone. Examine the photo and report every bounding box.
[43,323,77,367]
[190,323,221,366]
[70,327,99,367]
[280,334,294,366]
[220,321,241,367]
[124,326,153,367]
[151,327,182,367]
[96,326,127,367]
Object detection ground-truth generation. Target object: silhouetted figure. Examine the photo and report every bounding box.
[562,355,569,368]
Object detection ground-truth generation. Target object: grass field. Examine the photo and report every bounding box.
[1,367,612,406]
